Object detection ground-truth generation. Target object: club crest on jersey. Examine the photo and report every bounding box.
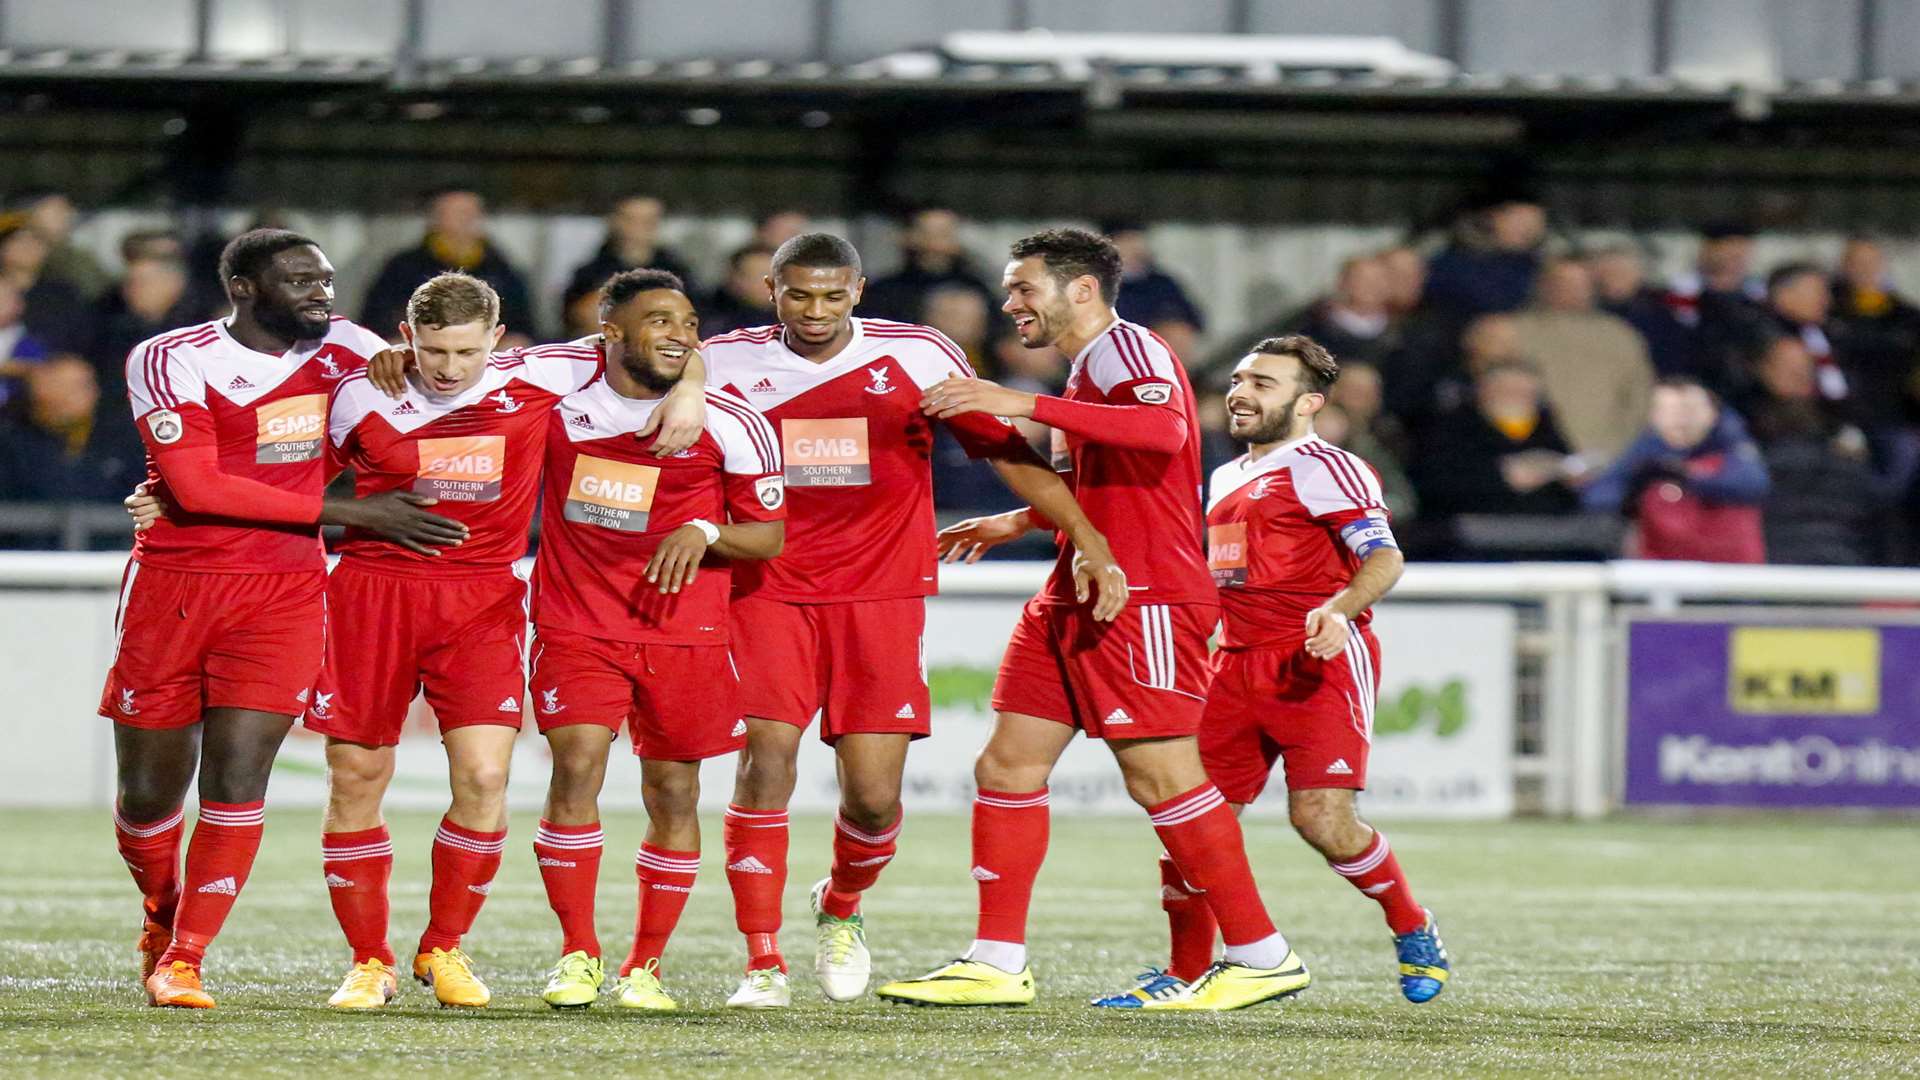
[117,688,139,715]
[490,389,522,413]
[310,691,334,719]
[864,366,895,395]
[1133,382,1172,405]
[754,474,786,510]
[1248,475,1281,500]
[315,353,343,379]
[146,409,183,445]
[539,688,566,715]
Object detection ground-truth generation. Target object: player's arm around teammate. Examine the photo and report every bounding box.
[529,271,785,1012]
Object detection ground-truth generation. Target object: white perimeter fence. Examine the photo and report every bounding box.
[4,554,1918,818]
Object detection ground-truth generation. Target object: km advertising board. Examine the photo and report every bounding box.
[1623,612,1920,808]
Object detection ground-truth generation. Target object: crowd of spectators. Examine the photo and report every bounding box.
[5,183,1920,566]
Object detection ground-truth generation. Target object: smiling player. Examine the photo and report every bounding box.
[528,270,786,1012]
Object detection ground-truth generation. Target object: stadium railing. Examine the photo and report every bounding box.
[3,552,1915,817]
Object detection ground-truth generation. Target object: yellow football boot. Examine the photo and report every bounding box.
[327,958,399,1009]
[541,951,606,1010]
[876,959,1035,1007]
[613,960,678,1012]
[1141,953,1311,1011]
[412,947,491,1008]
[145,960,215,1009]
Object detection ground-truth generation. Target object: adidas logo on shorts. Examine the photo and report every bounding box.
[324,872,355,889]
[731,718,747,737]
[728,856,773,875]
[497,696,521,712]
[1105,708,1134,726]
[895,704,915,719]
[1326,758,1353,776]
[971,865,1000,882]
[196,876,238,896]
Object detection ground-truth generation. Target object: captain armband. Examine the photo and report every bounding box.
[1338,514,1399,559]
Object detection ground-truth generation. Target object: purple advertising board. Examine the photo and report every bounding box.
[1624,617,1920,808]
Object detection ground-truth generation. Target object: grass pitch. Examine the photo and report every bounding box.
[1,808,1916,1078]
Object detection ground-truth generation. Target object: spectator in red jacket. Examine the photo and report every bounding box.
[1581,377,1769,562]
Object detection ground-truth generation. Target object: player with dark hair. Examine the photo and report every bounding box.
[109,229,467,1008]
[1092,334,1449,1008]
[880,228,1309,1011]
[528,273,785,1012]
[703,231,1125,1008]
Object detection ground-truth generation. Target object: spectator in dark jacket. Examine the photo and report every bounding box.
[0,278,51,408]
[1423,196,1547,318]
[861,207,998,324]
[1582,377,1768,562]
[1415,361,1580,519]
[561,193,698,335]
[0,225,88,352]
[1667,222,1769,394]
[361,188,536,344]
[1590,243,1696,377]
[699,244,777,339]
[1831,237,1920,426]
[1288,255,1398,366]
[1103,219,1205,362]
[0,354,146,505]
[85,255,201,408]
[1744,336,1892,565]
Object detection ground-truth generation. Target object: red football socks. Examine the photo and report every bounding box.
[534,820,605,958]
[113,804,184,930]
[821,808,902,919]
[1330,830,1426,935]
[417,817,506,956]
[321,825,395,966]
[624,844,698,976]
[1148,784,1277,948]
[723,804,789,972]
[1159,850,1218,982]
[158,800,265,969]
[971,788,1050,945]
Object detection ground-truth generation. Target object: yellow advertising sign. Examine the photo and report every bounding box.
[1728,627,1879,715]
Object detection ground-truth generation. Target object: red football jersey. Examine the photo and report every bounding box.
[1206,434,1394,650]
[326,340,602,570]
[703,318,1027,603]
[531,381,785,644]
[1041,318,1214,606]
[126,317,381,573]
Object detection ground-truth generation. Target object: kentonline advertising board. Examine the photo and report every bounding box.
[1624,611,1920,809]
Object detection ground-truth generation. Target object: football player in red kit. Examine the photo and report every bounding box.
[1096,336,1448,1008]
[306,272,709,1011]
[109,229,467,1008]
[881,229,1307,1011]
[702,233,1125,1008]
[528,270,785,1012]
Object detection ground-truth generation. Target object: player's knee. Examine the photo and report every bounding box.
[548,748,605,795]
[1288,795,1359,854]
[839,785,901,833]
[450,758,511,803]
[641,770,700,821]
[200,759,273,805]
[734,747,797,802]
[115,778,181,822]
[974,744,1046,793]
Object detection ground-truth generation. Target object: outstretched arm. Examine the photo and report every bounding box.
[920,377,1187,454]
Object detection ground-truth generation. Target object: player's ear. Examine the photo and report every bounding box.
[226,275,254,304]
[398,321,415,345]
[851,276,866,305]
[489,322,507,348]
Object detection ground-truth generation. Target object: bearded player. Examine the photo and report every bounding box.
[1092,335,1449,1009]
[702,233,1125,1008]
[306,272,705,1010]
[881,228,1307,1011]
[527,270,785,1012]
[110,229,467,1008]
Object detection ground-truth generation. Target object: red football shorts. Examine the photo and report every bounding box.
[101,562,326,729]
[529,627,745,761]
[991,597,1217,740]
[1198,626,1381,802]
[729,595,930,743]
[303,561,528,746]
